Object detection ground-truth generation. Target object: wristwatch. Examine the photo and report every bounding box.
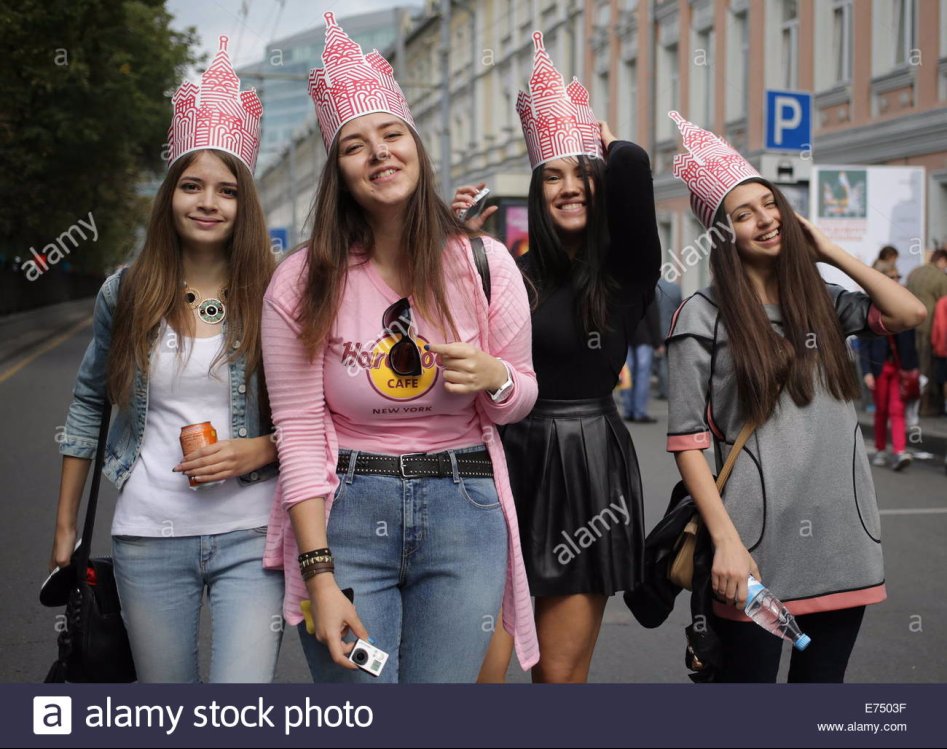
[489,360,514,403]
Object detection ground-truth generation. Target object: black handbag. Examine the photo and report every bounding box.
[42,400,137,683]
[625,422,756,682]
[625,422,755,627]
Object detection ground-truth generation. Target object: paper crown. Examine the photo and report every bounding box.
[168,36,263,172]
[308,12,417,152]
[668,111,761,228]
[516,31,602,171]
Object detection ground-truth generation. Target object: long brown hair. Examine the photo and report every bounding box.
[711,178,860,425]
[297,128,464,357]
[108,150,275,405]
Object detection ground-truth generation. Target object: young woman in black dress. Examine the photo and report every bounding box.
[454,32,660,682]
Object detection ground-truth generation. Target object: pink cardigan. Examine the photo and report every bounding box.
[260,235,540,670]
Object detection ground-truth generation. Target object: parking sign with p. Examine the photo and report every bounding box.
[765,90,812,152]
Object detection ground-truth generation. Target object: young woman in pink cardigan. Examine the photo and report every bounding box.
[259,14,538,683]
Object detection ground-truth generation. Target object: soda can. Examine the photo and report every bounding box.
[179,422,225,490]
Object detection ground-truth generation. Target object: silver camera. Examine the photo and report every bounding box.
[348,638,389,678]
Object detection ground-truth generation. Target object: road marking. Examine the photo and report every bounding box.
[0,316,91,385]
[880,508,947,516]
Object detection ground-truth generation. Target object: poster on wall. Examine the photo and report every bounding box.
[810,165,925,290]
[503,204,529,257]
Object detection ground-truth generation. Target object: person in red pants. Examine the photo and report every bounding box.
[859,264,920,471]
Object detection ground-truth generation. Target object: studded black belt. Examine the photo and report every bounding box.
[337,449,493,478]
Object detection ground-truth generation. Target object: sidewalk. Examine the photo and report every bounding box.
[0,298,93,370]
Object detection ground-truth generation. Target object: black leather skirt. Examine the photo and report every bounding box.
[500,395,645,597]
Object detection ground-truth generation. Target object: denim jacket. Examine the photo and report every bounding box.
[60,269,277,489]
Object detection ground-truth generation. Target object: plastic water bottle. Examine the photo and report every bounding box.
[744,575,812,651]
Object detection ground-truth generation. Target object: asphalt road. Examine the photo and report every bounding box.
[2,299,945,683]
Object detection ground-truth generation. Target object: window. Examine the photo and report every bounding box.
[596,70,610,115]
[832,0,853,83]
[596,0,611,30]
[894,0,917,66]
[620,58,638,140]
[655,40,679,140]
[669,43,679,114]
[726,9,748,120]
[781,0,799,89]
[695,27,715,125]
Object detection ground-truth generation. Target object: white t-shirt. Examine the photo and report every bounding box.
[112,324,273,537]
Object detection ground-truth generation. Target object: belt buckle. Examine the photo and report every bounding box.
[398,452,426,479]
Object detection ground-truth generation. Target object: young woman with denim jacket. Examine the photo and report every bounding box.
[48,43,282,683]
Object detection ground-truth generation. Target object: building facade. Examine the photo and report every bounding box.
[250,8,413,248]
[591,0,947,296]
[257,0,947,293]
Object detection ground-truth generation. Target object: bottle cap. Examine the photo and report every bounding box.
[794,633,812,651]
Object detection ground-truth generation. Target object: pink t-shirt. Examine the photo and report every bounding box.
[322,254,483,453]
[261,234,541,670]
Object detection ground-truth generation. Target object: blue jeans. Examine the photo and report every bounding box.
[112,527,284,683]
[622,345,654,418]
[299,445,508,683]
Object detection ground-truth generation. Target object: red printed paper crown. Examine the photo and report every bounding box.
[516,31,602,171]
[668,111,761,228]
[309,12,416,152]
[168,36,263,172]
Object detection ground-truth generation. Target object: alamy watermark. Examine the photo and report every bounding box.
[553,494,631,565]
[22,211,98,281]
[660,216,736,284]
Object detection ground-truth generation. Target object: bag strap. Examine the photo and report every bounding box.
[714,420,755,493]
[74,268,127,573]
[73,399,112,573]
[470,236,491,304]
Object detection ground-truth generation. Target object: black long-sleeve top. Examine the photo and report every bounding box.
[519,140,662,400]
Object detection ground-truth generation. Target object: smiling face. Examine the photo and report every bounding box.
[541,157,594,238]
[336,113,419,220]
[171,150,238,252]
[722,181,783,264]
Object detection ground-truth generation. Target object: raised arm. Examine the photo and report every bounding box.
[797,213,926,333]
[602,123,661,294]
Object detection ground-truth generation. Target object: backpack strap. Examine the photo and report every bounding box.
[470,236,491,304]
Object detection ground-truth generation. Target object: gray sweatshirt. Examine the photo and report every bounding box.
[665,284,886,618]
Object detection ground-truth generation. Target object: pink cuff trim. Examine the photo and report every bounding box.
[667,432,712,452]
[706,402,724,440]
[868,304,892,336]
[713,583,887,621]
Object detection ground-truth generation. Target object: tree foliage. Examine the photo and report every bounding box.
[0,0,202,270]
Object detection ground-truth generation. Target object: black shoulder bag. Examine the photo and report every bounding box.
[42,400,137,683]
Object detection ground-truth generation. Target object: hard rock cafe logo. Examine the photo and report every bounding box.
[340,336,438,401]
